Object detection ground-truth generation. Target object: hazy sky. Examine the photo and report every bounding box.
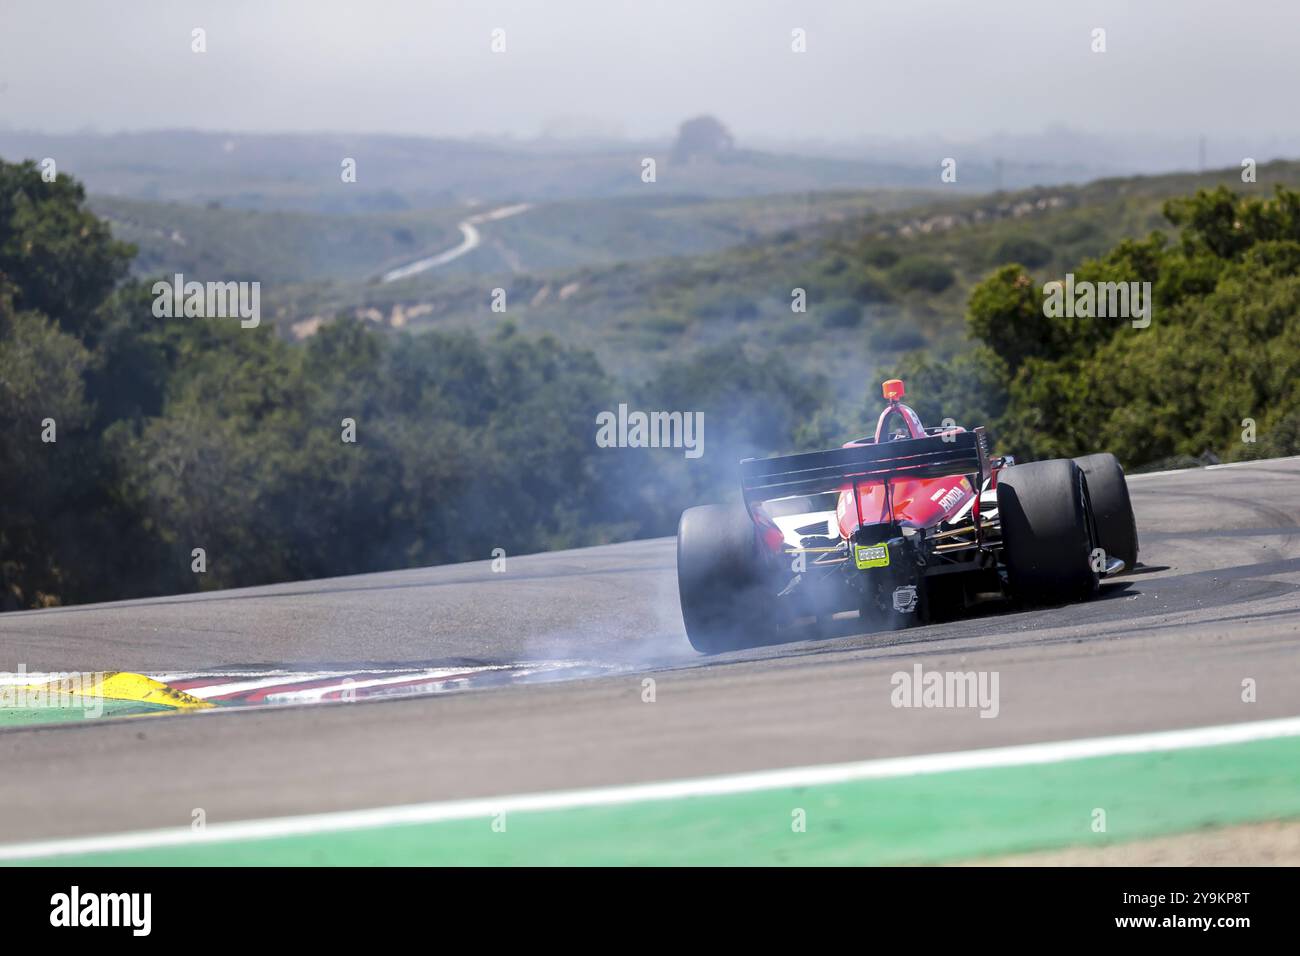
[2,0,1297,144]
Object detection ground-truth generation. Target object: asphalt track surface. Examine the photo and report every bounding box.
[2,458,1300,844]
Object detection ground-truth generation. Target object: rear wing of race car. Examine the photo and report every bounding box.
[740,428,990,509]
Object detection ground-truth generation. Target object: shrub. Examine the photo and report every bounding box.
[991,235,1053,269]
[890,256,956,294]
[867,322,926,351]
[821,299,862,328]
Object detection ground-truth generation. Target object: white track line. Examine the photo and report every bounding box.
[262,668,510,703]
[177,667,511,700]
[3,715,1299,861]
[176,672,363,699]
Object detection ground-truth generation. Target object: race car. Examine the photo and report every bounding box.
[676,379,1139,653]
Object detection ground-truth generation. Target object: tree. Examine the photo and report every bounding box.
[0,160,134,341]
[671,116,735,164]
[953,185,1300,467]
[0,286,93,606]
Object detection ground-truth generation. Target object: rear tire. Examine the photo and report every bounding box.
[676,504,777,654]
[997,459,1099,605]
[1072,452,1138,570]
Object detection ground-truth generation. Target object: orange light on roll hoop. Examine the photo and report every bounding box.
[882,379,905,402]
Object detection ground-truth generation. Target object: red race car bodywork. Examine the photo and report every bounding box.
[676,379,1139,653]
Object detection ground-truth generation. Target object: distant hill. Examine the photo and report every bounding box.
[89,196,465,283]
[268,160,1300,388]
[85,188,944,287]
[2,129,1098,213]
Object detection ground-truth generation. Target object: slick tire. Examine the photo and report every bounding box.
[676,504,776,654]
[1072,452,1139,571]
[997,459,1099,606]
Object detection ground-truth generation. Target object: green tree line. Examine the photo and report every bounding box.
[893,184,1300,468]
[0,160,825,608]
